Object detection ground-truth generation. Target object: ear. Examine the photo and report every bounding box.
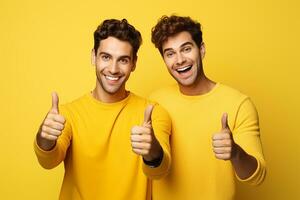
[91,49,96,66]
[200,42,206,60]
[131,56,137,72]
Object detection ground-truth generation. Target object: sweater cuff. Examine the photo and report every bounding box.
[142,146,170,179]
[235,156,266,185]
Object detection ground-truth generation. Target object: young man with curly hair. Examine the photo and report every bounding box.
[150,15,266,200]
[34,19,171,200]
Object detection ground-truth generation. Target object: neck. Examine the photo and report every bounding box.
[92,85,128,103]
[179,74,216,96]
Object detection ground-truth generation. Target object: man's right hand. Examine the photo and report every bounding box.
[37,92,66,150]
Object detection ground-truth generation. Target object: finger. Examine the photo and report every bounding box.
[42,125,62,136]
[132,148,149,156]
[50,92,59,114]
[212,139,232,147]
[214,153,231,160]
[47,113,66,124]
[143,105,154,125]
[131,134,152,143]
[40,131,58,141]
[221,113,229,131]
[212,133,231,140]
[131,126,152,135]
[213,147,231,154]
[131,142,151,150]
[44,119,65,131]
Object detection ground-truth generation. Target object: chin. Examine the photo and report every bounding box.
[176,78,196,87]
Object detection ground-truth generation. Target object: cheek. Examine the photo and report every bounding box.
[96,60,109,70]
[124,65,134,74]
[163,59,174,70]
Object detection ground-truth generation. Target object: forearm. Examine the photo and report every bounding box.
[231,144,258,180]
[142,145,171,179]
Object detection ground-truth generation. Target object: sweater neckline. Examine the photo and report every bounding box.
[86,91,133,107]
[177,82,221,100]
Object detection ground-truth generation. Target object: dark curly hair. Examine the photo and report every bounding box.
[94,19,142,60]
[151,15,202,55]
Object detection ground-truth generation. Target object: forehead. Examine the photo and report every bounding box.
[98,36,133,57]
[162,31,195,51]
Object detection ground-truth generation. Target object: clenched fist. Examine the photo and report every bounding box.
[131,105,163,162]
[37,92,66,150]
[212,113,237,160]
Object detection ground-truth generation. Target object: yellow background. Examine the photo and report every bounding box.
[1,0,299,199]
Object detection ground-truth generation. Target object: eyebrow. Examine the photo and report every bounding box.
[98,51,111,56]
[163,42,194,54]
[117,55,132,62]
[99,51,132,60]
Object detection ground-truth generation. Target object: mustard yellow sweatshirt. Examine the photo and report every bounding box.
[150,83,266,200]
[34,92,171,200]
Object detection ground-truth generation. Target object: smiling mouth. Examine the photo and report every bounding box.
[105,75,120,81]
[176,65,192,73]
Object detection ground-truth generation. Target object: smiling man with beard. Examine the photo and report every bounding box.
[34,19,171,200]
[150,15,266,200]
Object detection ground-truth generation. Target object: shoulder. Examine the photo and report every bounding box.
[58,93,90,116]
[217,83,258,119]
[129,92,170,119]
[217,83,249,104]
[129,92,165,110]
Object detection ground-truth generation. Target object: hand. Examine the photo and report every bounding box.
[212,113,237,160]
[39,92,66,141]
[131,105,163,161]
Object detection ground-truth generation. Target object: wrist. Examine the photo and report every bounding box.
[230,143,241,162]
[143,150,163,168]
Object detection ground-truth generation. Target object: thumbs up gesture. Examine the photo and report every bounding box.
[39,92,66,143]
[212,113,237,160]
[131,105,163,162]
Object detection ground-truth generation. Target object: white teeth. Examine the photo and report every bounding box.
[105,75,119,81]
[176,66,191,72]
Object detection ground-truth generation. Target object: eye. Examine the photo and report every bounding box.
[101,54,110,61]
[119,58,129,64]
[165,51,175,58]
[183,46,192,53]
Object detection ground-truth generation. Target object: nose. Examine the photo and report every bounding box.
[175,53,186,66]
[108,60,119,74]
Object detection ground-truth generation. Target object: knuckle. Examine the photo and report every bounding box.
[146,129,152,135]
[145,143,151,149]
[228,147,232,152]
[40,132,47,138]
[41,126,47,132]
[147,136,152,143]
[132,148,139,154]
[61,116,66,123]
[131,126,140,134]
[43,119,50,125]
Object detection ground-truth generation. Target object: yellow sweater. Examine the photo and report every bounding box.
[34,92,171,200]
[150,83,266,200]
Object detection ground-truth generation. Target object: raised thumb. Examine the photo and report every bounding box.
[51,92,59,114]
[143,105,154,125]
[221,112,229,131]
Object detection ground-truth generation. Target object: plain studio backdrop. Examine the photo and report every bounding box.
[0,0,299,199]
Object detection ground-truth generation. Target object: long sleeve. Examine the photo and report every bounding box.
[233,98,266,185]
[143,104,172,179]
[34,105,72,169]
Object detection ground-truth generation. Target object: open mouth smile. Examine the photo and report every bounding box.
[105,75,120,81]
[176,65,192,73]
